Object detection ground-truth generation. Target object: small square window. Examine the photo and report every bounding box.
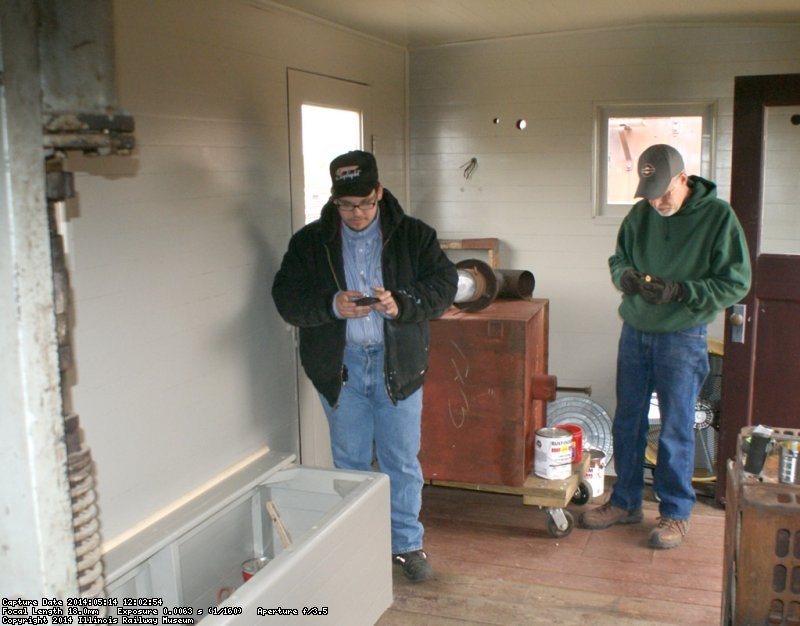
[593,102,716,220]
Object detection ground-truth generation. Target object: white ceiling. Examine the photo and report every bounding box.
[261,0,800,48]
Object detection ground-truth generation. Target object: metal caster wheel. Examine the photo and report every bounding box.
[545,508,575,538]
[571,480,591,505]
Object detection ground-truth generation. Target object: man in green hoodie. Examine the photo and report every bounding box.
[579,144,751,549]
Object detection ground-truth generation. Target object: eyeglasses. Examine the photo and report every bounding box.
[335,194,378,213]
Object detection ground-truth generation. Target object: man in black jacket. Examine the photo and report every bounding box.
[272,150,457,582]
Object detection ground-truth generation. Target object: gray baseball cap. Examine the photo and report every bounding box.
[634,144,685,199]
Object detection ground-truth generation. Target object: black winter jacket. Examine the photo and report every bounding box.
[272,188,458,407]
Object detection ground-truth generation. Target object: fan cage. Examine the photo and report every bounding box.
[645,350,723,481]
[546,397,614,464]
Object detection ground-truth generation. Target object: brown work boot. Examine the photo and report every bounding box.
[578,501,643,529]
[648,517,689,549]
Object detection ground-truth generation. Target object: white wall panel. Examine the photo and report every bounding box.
[410,23,800,416]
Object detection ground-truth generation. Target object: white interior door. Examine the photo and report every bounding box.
[287,69,371,466]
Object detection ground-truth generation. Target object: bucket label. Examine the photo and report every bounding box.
[584,450,606,497]
[533,428,573,480]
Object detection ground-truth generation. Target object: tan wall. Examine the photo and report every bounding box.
[409,24,800,416]
[66,0,407,544]
[59,8,800,546]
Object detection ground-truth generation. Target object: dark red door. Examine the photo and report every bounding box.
[716,73,800,502]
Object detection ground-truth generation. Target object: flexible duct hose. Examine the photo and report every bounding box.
[52,182,107,604]
[65,414,107,606]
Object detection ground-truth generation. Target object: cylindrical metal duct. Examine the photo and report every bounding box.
[453,259,536,312]
[453,259,499,312]
[496,269,535,300]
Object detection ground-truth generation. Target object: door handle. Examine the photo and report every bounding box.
[729,304,746,344]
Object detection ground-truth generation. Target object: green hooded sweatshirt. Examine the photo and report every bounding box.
[609,175,751,333]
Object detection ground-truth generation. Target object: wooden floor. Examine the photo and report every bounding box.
[377,477,725,625]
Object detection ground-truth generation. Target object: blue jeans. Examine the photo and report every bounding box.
[320,344,424,554]
[609,322,710,520]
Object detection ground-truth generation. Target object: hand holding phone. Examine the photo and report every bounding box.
[352,296,380,306]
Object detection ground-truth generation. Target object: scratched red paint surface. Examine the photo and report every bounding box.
[420,300,551,486]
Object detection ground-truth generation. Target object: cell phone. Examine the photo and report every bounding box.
[352,296,380,306]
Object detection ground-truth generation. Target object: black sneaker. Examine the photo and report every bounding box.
[392,549,433,582]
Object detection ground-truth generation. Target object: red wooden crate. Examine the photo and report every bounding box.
[420,299,554,487]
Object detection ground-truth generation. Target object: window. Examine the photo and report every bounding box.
[594,102,715,219]
[300,104,362,225]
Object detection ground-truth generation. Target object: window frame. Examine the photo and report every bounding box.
[592,101,717,222]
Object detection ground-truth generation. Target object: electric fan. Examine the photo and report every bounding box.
[644,343,723,482]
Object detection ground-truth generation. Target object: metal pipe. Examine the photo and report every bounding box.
[453,259,536,312]
[496,269,535,299]
[556,385,592,396]
[453,259,498,312]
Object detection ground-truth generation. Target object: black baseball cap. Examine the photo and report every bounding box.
[329,150,379,198]
[635,144,685,199]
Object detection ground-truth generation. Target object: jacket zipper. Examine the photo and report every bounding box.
[378,235,397,404]
[324,242,344,292]
[324,241,347,408]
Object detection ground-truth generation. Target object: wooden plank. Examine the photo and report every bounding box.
[521,456,587,507]
[377,479,726,625]
[380,567,717,626]
[438,238,499,250]
[438,238,499,268]
[428,456,588,509]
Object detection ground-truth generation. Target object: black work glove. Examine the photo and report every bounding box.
[620,269,645,295]
[639,275,685,304]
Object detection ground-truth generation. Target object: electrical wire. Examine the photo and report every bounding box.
[460,157,478,180]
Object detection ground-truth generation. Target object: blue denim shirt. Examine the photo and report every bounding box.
[341,213,383,345]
